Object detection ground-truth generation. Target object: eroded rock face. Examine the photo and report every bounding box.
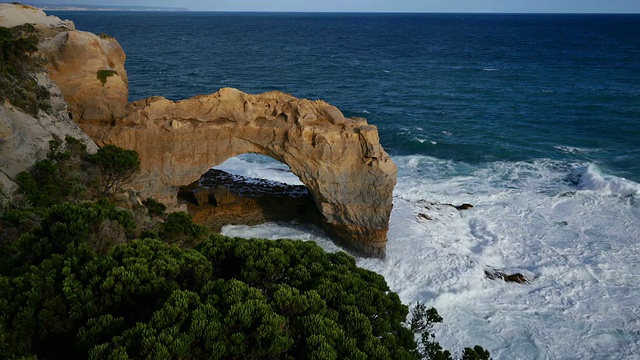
[0,69,99,191]
[0,5,99,190]
[0,3,74,30]
[42,30,128,123]
[91,88,398,256]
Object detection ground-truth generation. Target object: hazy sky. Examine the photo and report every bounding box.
[20,0,640,13]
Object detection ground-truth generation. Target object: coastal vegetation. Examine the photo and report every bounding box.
[0,23,51,115]
[96,69,117,86]
[89,144,140,195]
[0,138,490,358]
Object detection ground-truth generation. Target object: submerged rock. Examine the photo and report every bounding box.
[455,203,474,210]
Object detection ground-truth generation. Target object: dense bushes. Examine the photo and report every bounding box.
[0,23,51,115]
[16,136,88,207]
[89,144,140,195]
[15,137,141,204]
[0,142,490,359]
[0,210,418,359]
[0,213,489,359]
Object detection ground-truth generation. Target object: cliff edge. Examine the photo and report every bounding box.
[0,4,97,191]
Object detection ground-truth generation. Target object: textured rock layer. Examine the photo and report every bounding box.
[179,169,320,232]
[42,30,128,123]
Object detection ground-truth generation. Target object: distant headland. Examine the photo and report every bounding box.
[12,2,189,11]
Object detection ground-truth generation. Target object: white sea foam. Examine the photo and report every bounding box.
[554,145,593,155]
[213,154,303,185]
[483,68,500,71]
[578,164,639,198]
[220,155,640,359]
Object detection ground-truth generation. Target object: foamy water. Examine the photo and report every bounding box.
[219,154,640,360]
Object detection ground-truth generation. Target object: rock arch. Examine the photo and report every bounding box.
[93,88,397,256]
[10,6,398,255]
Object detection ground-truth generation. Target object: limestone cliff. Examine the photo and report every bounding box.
[0,73,98,190]
[1,4,398,256]
[42,30,128,122]
[0,4,97,190]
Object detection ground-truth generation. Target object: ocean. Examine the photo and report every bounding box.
[51,11,640,359]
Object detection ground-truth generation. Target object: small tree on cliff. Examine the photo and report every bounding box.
[89,144,140,195]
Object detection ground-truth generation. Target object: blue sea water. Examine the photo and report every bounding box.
[51,11,640,359]
[52,12,640,180]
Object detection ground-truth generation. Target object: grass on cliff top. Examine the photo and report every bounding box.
[0,24,52,116]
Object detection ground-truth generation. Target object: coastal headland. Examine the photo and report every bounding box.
[0,3,397,256]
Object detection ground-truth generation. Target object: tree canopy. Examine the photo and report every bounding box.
[89,144,140,195]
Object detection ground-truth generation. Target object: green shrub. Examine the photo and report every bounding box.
[96,69,117,86]
[97,33,114,39]
[142,197,166,217]
[89,144,140,195]
[0,24,50,116]
[15,138,87,207]
[159,211,209,246]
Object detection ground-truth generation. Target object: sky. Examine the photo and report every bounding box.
[17,0,640,13]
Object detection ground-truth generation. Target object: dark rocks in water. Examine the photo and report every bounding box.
[484,269,531,284]
[442,203,474,211]
[455,203,474,211]
[178,169,322,232]
[419,201,474,211]
[416,201,473,222]
[418,213,432,221]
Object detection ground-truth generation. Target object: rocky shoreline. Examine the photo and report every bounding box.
[178,169,321,232]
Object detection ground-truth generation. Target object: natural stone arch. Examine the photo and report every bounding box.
[85,88,397,256]
[19,6,398,255]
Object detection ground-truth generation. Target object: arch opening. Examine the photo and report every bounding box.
[177,153,323,233]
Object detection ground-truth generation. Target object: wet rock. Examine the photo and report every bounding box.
[485,269,531,284]
[418,213,432,221]
[455,203,474,210]
[179,169,322,233]
[210,185,235,206]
